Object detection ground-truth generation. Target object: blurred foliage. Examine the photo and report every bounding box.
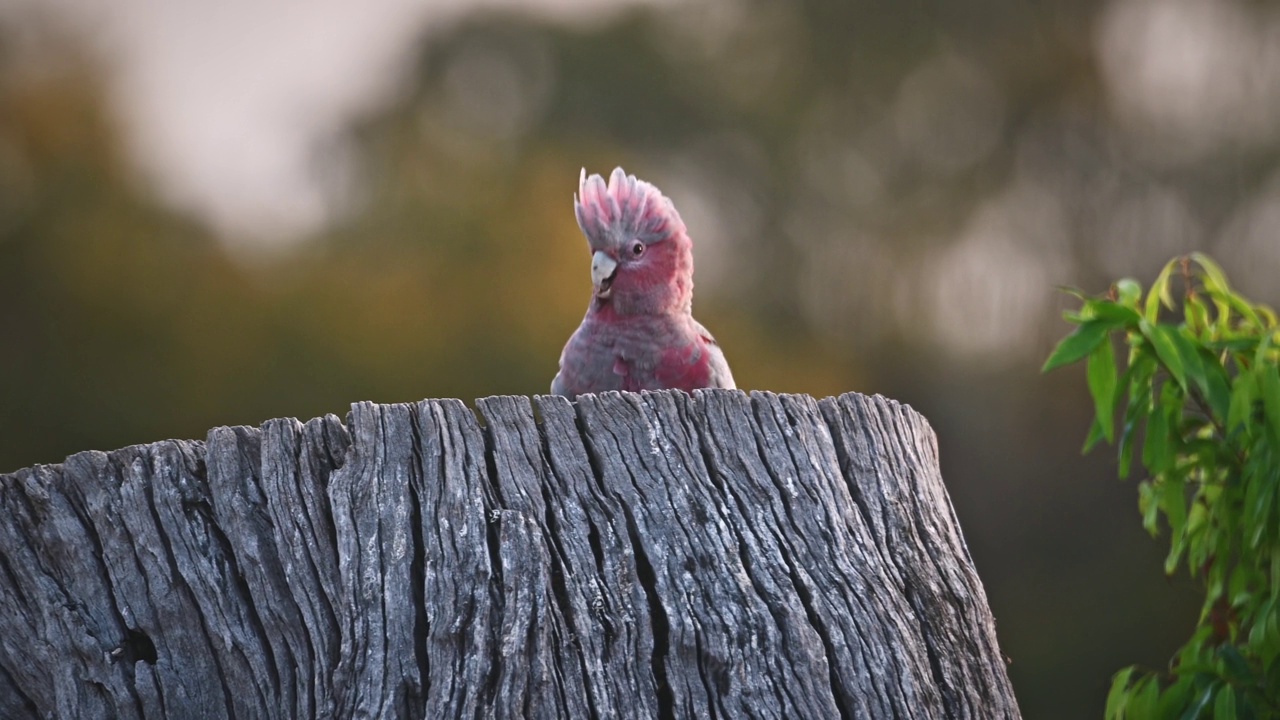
[1046,255,1280,718]
[4,1,1280,718]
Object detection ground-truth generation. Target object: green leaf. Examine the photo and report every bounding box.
[1116,278,1142,308]
[1265,601,1280,659]
[1146,258,1178,322]
[1087,300,1143,326]
[1244,466,1274,549]
[1186,293,1210,336]
[1089,339,1119,443]
[1259,366,1280,448]
[1143,398,1172,474]
[1118,404,1145,480]
[1154,673,1192,718]
[1105,667,1136,720]
[1191,252,1228,292]
[1258,304,1279,327]
[1248,597,1274,646]
[1226,289,1264,330]
[1132,675,1159,717]
[1187,500,1209,565]
[1044,320,1115,372]
[1213,337,1260,355]
[1176,344,1206,401]
[1116,355,1156,480]
[1180,625,1215,665]
[1218,645,1255,684]
[1166,332,1229,421]
[1164,475,1189,575]
[1119,413,1138,480]
[1139,481,1159,536]
[1228,371,1257,434]
[1141,320,1188,390]
[1191,251,1235,324]
[1143,374,1179,477]
[1212,684,1237,720]
[1228,563,1253,604]
[1200,363,1232,427]
[1272,552,1280,599]
[1177,681,1214,720]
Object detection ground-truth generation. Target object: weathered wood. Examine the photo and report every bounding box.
[0,390,1019,719]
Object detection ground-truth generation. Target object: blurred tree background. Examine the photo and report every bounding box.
[2,0,1279,717]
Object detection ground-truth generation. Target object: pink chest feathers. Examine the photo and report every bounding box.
[612,336,715,392]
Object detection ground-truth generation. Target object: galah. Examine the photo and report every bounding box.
[551,167,735,399]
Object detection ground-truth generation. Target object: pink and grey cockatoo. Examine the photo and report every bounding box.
[551,167,735,399]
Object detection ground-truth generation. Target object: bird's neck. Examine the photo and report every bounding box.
[590,290,689,320]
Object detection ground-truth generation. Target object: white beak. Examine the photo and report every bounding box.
[591,250,618,295]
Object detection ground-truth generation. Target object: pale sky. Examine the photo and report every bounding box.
[1,0,671,245]
[4,0,1278,278]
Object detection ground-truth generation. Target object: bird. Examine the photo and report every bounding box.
[551,167,735,399]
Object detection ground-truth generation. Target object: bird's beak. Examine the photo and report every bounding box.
[592,250,618,299]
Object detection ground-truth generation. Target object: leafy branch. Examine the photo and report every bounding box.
[1044,253,1280,719]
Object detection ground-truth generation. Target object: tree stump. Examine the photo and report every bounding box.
[0,389,1020,719]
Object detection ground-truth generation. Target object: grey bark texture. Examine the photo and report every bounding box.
[0,389,1020,719]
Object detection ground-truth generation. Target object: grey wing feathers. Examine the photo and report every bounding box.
[694,319,736,389]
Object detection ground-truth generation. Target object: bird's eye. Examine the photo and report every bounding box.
[631,241,645,257]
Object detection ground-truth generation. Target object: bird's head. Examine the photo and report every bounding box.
[574,167,694,316]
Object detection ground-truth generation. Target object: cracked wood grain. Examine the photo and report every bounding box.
[0,390,1019,719]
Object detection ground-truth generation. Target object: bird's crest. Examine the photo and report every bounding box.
[574,167,687,247]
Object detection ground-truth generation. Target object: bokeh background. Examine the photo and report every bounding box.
[2,0,1279,715]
